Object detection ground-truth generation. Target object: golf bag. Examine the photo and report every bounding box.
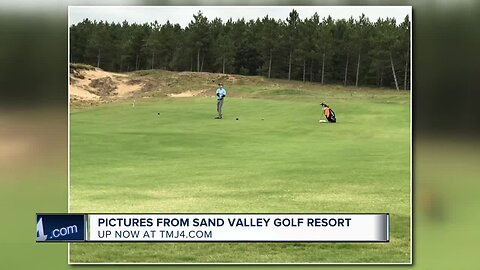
[326,108,336,123]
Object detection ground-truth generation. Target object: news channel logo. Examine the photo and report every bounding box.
[36,214,86,242]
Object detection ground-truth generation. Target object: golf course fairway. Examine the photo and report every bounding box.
[70,88,410,263]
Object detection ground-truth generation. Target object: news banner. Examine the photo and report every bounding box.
[36,213,389,242]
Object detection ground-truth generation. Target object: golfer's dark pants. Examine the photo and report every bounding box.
[217,99,224,118]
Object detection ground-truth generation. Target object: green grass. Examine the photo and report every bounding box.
[70,82,410,263]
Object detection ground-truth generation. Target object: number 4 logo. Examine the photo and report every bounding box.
[36,217,48,241]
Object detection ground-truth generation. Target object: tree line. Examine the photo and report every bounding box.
[70,10,410,90]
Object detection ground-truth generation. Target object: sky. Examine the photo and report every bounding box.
[69,6,411,27]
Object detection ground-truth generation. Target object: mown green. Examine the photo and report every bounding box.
[70,84,410,263]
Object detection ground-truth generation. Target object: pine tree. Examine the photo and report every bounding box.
[188,11,210,72]
[286,9,300,80]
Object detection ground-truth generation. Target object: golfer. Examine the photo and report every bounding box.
[320,102,336,123]
[215,83,227,119]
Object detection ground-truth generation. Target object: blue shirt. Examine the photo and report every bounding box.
[216,88,226,100]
